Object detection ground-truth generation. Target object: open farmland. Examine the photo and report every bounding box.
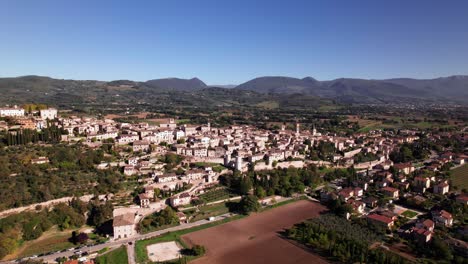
[182,200,329,264]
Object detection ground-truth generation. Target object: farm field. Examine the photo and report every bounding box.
[185,202,231,223]
[198,187,237,203]
[451,164,468,190]
[182,200,329,264]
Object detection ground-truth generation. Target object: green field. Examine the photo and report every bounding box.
[16,231,74,259]
[401,210,418,218]
[186,202,232,222]
[451,164,468,190]
[95,246,128,264]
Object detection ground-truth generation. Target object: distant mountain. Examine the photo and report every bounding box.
[145,77,207,91]
[0,74,466,107]
[235,75,468,104]
[384,75,468,100]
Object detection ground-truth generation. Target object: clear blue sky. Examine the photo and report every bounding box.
[1,0,467,84]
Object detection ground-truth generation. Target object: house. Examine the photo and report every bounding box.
[113,213,135,239]
[394,163,414,175]
[139,193,151,208]
[456,194,468,205]
[31,157,50,164]
[157,173,178,183]
[412,227,433,243]
[353,187,364,197]
[367,213,394,229]
[433,182,449,195]
[40,108,58,119]
[416,219,435,232]
[0,106,25,117]
[133,140,150,152]
[183,169,205,181]
[414,177,431,189]
[177,212,188,223]
[338,188,354,201]
[363,196,378,208]
[347,199,365,214]
[144,186,155,198]
[381,186,399,199]
[116,134,140,145]
[432,210,453,227]
[170,192,191,207]
[123,165,136,176]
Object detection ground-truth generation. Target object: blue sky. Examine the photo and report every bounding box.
[1,0,467,84]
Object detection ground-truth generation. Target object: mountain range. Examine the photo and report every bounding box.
[0,75,467,107]
[235,75,468,104]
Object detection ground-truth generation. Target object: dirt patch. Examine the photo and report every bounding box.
[182,200,329,264]
[147,241,182,262]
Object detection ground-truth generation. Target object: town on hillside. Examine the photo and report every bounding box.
[0,105,466,264]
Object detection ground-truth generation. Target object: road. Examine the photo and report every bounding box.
[7,213,235,264]
[127,243,136,264]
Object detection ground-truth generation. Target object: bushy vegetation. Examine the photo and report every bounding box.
[286,214,408,264]
[138,207,180,234]
[220,166,323,197]
[0,198,113,259]
[0,144,123,210]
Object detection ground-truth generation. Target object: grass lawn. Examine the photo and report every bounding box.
[451,164,468,190]
[401,210,418,218]
[96,246,128,264]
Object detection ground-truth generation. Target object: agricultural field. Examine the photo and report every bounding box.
[451,164,468,190]
[185,202,232,223]
[348,115,457,133]
[182,200,328,264]
[95,246,128,264]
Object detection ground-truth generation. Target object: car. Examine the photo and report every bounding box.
[128,242,133,245]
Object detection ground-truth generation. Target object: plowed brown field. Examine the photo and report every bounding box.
[182,200,329,264]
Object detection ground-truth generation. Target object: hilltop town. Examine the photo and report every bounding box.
[0,105,466,264]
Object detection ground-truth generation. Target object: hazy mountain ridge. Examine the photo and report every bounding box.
[0,75,466,107]
[235,75,468,103]
[145,77,207,91]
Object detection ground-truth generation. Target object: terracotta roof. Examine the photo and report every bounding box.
[382,186,398,193]
[367,214,393,224]
[113,213,135,227]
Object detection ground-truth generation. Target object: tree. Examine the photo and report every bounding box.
[255,186,266,199]
[239,176,253,195]
[88,201,113,227]
[239,195,260,215]
[191,245,206,256]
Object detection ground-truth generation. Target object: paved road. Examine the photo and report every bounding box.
[127,243,136,264]
[5,213,234,264]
